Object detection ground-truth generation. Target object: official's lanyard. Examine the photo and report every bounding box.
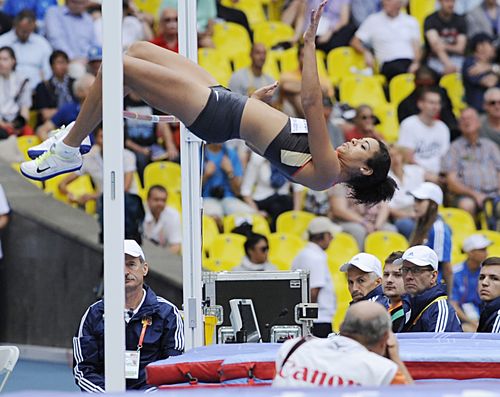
[137,316,152,351]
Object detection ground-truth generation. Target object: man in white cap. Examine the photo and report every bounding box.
[396,245,462,332]
[72,240,184,391]
[292,217,339,337]
[477,256,500,333]
[340,253,389,309]
[451,234,491,331]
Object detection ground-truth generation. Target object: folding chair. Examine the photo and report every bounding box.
[0,346,19,393]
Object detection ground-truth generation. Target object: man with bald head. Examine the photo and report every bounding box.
[480,87,500,148]
[442,107,500,216]
[150,8,178,52]
[273,301,413,387]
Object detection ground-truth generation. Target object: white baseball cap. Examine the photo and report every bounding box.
[307,217,342,236]
[462,234,492,253]
[409,182,443,205]
[340,253,383,278]
[395,245,438,271]
[124,239,145,260]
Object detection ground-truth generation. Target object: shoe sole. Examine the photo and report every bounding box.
[28,144,92,160]
[20,163,83,182]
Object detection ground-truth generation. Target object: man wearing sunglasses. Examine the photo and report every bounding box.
[396,245,462,332]
[233,233,277,272]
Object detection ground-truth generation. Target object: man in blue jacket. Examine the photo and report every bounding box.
[72,240,184,391]
[397,245,462,332]
[477,257,500,333]
[340,253,390,309]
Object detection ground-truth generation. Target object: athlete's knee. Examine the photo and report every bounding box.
[126,41,153,59]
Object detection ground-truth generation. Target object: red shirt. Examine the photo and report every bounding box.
[150,36,179,53]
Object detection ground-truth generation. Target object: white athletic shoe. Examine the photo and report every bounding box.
[27,122,92,160]
[20,144,83,181]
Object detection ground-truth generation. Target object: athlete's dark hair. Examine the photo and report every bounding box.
[345,140,397,205]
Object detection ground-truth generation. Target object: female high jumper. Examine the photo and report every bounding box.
[21,1,396,205]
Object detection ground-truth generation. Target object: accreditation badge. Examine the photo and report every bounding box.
[125,350,140,379]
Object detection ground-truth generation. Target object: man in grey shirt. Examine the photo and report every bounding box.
[480,87,500,147]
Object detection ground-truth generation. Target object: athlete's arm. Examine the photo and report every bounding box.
[300,1,340,190]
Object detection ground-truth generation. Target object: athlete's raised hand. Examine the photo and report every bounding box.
[303,0,328,44]
[251,81,279,104]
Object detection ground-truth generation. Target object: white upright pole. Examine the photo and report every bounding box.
[179,0,204,349]
[102,0,125,392]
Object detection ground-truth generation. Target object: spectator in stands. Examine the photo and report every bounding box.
[0,183,9,262]
[451,234,491,331]
[294,185,336,217]
[0,10,52,90]
[233,233,278,272]
[33,50,75,125]
[44,0,96,70]
[36,73,94,141]
[273,301,413,387]
[280,0,306,43]
[202,143,255,223]
[58,124,139,207]
[397,87,451,182]
[298,0,356,54]
[383,251,406,332]
[73,239,184,391]
[292,217,338,337]
[397,245,462,332]
[350,0,382,28]
[2,0,56,32]
[343,104,383,142]
[477,256,500,332]
[442,107,500,216]
[341,252,390,308]
[86,45,102,77]
[124,90,178,183]
[462,33,500,112]
[423,0,467,76]
[240,152,294,231]
[388,145,425,239]
[0,46,32,138]
[466,0,500,39]
[150,7,178,52]
[330,183,397,250]
[143,185,181,255]
[350,0,421,82]
[229,43,277,102]
[279,43,333,117]
[480,87,500,147]
[397,65,459,139]
[408,183,453,296]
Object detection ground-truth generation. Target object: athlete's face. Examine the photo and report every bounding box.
[478,265,500,302]
[336,138,380,177]
[402,260,437,295]
[347,266,381,302]
[124,254,148,291]
[383,262,405,298]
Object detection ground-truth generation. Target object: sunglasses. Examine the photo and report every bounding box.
[257,246,269,253]
[486,100,500,106]
[162,17,178,23]
[401,266,434,275]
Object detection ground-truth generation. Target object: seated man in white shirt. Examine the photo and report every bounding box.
[143,185,181,255]
[292,217,339,338]
[397,87,451,182]
[232,233,277,272]
[273,301,413,387]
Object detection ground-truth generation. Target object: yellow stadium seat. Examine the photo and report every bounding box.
[213,22,252,61]
[439,73,466,117]
[409,0,437,40]
[389,73,415,107]
[197,48,232,87]
[339,75,388,110]
[221,0,267,27]
[134,0,162,17]
[276,210,316,237]
[202,257,241,272]
[451,241,467,266]
[10,162,42,189]
[262,55,281,81]
[167,190,182,214]
[326,232,359,271]
[316,50,329,80]
[364,231,409,263]
[331,272,350,332]
[439,207,477,245]
[223,213,271,236]
[253,21,294,48]
[326,46,366,86]
[133,172,145,202]
[143,161,181,195]
[268,232,306,270]
[17,135,40,161]
[64,174,97,214]
[203,215,220,255]
[272,46,299,74]
[208,233,247,270]
[474,230,500,257]
[374,104,400,144]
